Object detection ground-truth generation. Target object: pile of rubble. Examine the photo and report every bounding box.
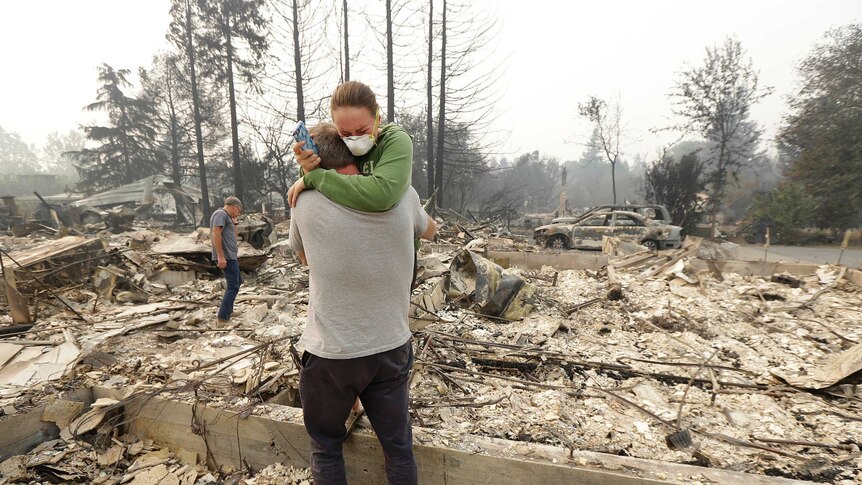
[1,434,204,484]
[1,176,275,247]
[1,213,861,483]
[0,434,312,484]
[0,221,287,403]
[407,244,862,482]
[0,215,308,483]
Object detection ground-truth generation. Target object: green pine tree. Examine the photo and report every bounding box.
[72,64,163,193]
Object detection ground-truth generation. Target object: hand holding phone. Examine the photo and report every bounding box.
[292,120,318,154]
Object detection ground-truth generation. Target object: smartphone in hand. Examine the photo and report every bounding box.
[292,120,318,154]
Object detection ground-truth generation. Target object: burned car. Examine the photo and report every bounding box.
[579,204,673,224]
[534,210,682,250]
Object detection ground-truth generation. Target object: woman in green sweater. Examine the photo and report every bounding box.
[288,81,412,212]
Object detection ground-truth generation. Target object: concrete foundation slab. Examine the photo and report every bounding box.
[85,388,809,485]
[488,251,608,271]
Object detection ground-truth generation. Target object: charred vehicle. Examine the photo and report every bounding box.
[579,204,673,224]
[534,210,682,250]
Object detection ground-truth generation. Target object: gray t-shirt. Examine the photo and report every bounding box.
[289,187,429,359]
[210,208,238,260]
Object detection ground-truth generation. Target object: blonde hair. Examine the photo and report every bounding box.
[330,81,379,117]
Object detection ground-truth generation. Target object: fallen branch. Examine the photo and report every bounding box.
[411,396,506,409]
[750,436,857,451]
[565,297,602,315]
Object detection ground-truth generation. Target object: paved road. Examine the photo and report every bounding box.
[736,245,862,269]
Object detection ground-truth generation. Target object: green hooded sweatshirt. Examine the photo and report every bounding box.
[302,123,412,212]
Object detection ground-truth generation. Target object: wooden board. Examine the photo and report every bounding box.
[2,268,31,324]
[0,343,24,368]
[5,236,105,268]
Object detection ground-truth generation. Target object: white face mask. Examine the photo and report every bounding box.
[340,109,379,156]
[342,134,375,156]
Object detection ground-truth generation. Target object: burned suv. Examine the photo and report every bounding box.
[579,204,673,224]
[534,208,682,250]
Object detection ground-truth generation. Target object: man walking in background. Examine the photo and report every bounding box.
[211,196,242,326]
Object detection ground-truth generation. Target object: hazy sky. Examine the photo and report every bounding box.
[1,0,859,164]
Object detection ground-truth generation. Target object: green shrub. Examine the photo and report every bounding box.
[745,183,819,243]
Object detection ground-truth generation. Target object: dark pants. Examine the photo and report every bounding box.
[300,340,417,485]
[217,259,241,320]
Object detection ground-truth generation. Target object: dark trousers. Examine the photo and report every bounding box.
[300,340,417,485]
[217,259,241,320]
